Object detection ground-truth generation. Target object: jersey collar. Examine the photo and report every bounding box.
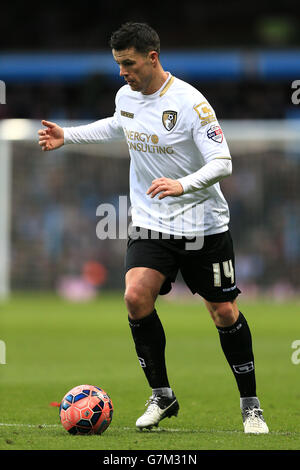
[140,73,174,99]
[159,74,175,97]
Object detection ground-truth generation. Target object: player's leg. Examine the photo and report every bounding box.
[204,298,269,433]
[124,265,179,429]
[125,267,171,391]
[180,231,268,433]
[125,266,164,319]
[204,299,257,401]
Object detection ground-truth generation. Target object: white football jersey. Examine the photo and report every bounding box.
[64,73,232,237]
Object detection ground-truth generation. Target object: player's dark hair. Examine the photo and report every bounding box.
[109,22,160,56]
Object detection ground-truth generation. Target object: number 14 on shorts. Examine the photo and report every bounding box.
[213,260,234,287]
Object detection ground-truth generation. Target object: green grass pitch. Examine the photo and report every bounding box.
[0,292,299,450]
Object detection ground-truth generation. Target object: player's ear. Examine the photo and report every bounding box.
[148,50,159,66]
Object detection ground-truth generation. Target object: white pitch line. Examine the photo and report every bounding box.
[0,423,298,436]
[0,423,60,428]
[0,423,235,433]
[0,423,226,433]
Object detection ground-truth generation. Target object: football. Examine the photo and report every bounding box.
[59,384,113,435]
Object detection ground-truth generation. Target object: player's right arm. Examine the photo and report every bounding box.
[38,113,124,151]
[38,120,64,151]
[38,88,126,151]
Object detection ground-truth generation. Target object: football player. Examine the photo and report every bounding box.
[38,22,268,434]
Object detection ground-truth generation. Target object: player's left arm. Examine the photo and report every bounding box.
[177,101,232,194]
[147,177,183,200]
[146,101,231,199]
[147,156,231,199]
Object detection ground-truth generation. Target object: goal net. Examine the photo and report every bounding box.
[1,118,300,300]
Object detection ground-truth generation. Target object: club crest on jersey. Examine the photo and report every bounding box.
[162,110,177,131]
[207,124,223,143]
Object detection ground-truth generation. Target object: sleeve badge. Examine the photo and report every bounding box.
[207,124,223,143]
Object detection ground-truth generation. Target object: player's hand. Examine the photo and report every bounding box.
[147,177,184,200]
[38,120,64,151]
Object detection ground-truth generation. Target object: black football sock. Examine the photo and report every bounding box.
[128,309,170,389]
[217,312,256,398]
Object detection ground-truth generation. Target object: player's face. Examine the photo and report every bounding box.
[112,47,157,94]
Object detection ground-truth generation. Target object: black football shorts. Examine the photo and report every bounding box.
[125,228,241,302]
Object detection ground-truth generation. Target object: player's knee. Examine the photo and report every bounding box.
[124,285,155,318]
[206,301,237,327]
[124,286,139,311]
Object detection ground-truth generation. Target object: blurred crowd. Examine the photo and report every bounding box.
[221,150,300,299]
[1,2,299,122]
[10,140,300,297]
[0,78,295,122]
[10,142,129,292]
[1,2,299,51]
[2,2,300,297]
